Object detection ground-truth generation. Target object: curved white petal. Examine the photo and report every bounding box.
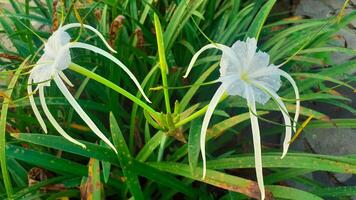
[27,75,47,133]
[69,42,151,103]
[200,85,225,179]
[245,86,265,200]
[275,69,300,133]
[252,80,292,159]
[54,75,118,154]
[59,71,74,87]
[61,23,117,53]
[184,43,241,78]
[39,86,86,149]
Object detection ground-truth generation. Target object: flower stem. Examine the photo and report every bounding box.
[154,14,172,161]
[68,63,159,119]
[175,93,228,128]
[154,14,171,114]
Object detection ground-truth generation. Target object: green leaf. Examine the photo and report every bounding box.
[149,162,322,200]
[188,119,201,175]
[0,57,29,198]
[312,186,356,197]
[87,158,102,200]
[245,0,276,40]
[6,144,87,176]
[266,185,322,200]
[11,133,195,197]
[207,153,356,174]
[110,112,144,200]
[293,73,354,90]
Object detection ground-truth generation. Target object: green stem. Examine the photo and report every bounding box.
[129,65,159,153]
[175,94,228,128]
[0,58,29,198]
[68,63,159,119]
[154,14,172,161]
[157,134,167,162]
[154,14,171,114]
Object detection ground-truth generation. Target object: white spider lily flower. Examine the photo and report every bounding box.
[184,38,300,200]
[28,23,151,154]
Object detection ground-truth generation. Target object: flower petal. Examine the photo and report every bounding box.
[248,51,270,73]
[245,86,265,200]
[59,71,74,87]
[39,85,86,149]
[200,85,225,179]
[69,42,151,103]
[252,80,292,159]
[183,43,240,78]
[231,37,257,68]
[61,23,117,53]
[27,75,47,133]
[54,75,118,154]
[275,69,300,133]
[252,72,281,105]
[249,64,279,79]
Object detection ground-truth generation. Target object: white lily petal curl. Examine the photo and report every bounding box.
[39,86,86,148]
[200,85,225,179]
[274,69,300,133]
[27,75,47,133]
[253,80,292,159]
[183,43,241,78]
[69,42,151,103]
[245,86,265,200]
[54,75,118,154]
[61,23,117,53]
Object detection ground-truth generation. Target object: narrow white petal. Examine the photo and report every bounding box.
[252,67,300,134]
[61,23,117,53]
[200,85,225,179]
[183,43,240,78]
[69,42,151,103]
[27,75,47,133]
[54,75,118,154]
[245,86,265,200]
[184,44,217,78]
[253,81,292,159]
[39,86,86,149]
[275,69,300,133]
[59,71,74,87]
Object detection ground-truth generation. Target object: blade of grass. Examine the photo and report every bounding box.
[110,113,144,200]
[11,133,195,196]
[149,162,323,200]
[245,0,276,40]
[188,119,201,175]
[207,153,356,173]
[87,158,102,200]
[0,57,29,198]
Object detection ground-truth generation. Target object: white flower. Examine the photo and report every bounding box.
[28,23,151,153]
[184,38,300,200]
